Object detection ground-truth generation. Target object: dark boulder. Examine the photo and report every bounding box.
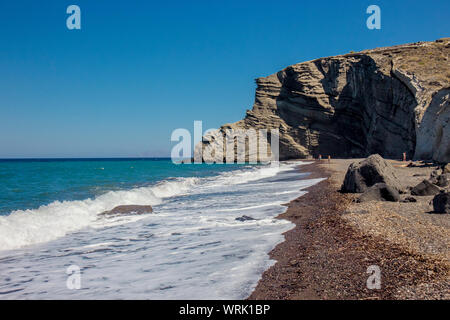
[434,174,450,188]
[410,180,441,196]
[341,154,403,193]
[357,183,400,202]
[432,192,450,214]
[100,205,153,216]
[429,169,443,184]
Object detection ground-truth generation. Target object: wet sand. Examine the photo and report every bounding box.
[248,160,449,300]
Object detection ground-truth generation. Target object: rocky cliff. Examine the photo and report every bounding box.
[197,38,450,163]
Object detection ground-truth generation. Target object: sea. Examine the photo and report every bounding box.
[0,158,323,299]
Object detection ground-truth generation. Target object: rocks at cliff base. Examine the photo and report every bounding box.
[427,166,450,187]
[430,169,441,181]
[435,174,450,188]
[341,154,403,194]
[443,164,450,174]
[100,205,153,216]
[357,183,400,203]
[432,192,450,214]
[410,180,441,196]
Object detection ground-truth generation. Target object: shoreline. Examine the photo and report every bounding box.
[248,160,449,300]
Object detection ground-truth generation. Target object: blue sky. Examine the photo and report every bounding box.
[0,0,448,158]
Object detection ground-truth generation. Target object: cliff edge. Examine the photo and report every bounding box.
[200,38,450,163]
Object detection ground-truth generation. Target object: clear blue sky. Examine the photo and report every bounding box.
[0,0,448,158]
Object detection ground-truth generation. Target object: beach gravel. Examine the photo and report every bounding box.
[248,160,449,300]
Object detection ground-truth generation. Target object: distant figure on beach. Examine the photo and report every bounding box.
[318,154,322,161]
[328,155,331,163]
[403,152,407,162]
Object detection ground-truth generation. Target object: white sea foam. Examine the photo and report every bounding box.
[0,177,199,251]
[0,165,285,251]
[217,202,285,212]
[209,164,287,186]
[0,161,325,299]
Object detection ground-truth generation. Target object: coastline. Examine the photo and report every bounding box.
[248,160,449,300]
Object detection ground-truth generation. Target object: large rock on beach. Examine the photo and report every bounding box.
[434,174,450,188]
[432,192,450,214]
[341,154,403,193]
[357,183,400,202]
[429,169,442,184]
[410,180,441,196]
[100,205,153,216]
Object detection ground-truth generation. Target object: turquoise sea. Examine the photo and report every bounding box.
[0,158,322,299]
[0,158,247,216]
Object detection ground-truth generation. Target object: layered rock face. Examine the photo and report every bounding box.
[199,39,450,163]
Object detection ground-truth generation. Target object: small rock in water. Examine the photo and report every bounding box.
[235,215,256,222]
[100,205,153,216]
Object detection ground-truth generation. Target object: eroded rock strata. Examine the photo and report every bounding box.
[198,39,450,163]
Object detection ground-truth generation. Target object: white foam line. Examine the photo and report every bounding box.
[0,163,297,252]
[217,201,285,212]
